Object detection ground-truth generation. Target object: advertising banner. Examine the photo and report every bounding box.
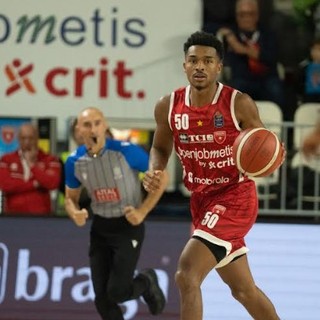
[0,217,320,319]
[1,0,201,140]
[0,217,189,320]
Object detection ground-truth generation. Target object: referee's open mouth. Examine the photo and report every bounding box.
[91,137,97,144]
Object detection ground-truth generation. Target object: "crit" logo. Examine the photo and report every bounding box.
[4,59,36,96]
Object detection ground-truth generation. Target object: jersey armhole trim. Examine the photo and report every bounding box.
[231,90,241,131]
[168,92,175,131]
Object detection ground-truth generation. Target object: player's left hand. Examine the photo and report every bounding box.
[124,206,145,225]
[142,170,163,193]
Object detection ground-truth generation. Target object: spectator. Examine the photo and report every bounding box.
[0,123,61,215]
[202,0,236,35]
[297,37,320,103]
[302,120,320,159]
[58,118,87,215]
[202,0,274,35]
[217,0,286,117]
[64,107,168,319]
[287,119,320,208]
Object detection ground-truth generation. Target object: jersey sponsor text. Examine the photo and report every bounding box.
[94,188,120,202]
[178,145,233,161]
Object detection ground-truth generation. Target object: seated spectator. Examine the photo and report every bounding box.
[297,38,320,103]
[302,120,320,159]
[217,0,286,116]
[286,120,320,208]
[0,123,61,216]
[59,118,84,197]
[202,0,273,35]
[58,118,87,214]
[202,0,236,35]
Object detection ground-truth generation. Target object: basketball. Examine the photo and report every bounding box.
[232,128,283,177]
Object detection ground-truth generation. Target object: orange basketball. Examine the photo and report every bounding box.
[232,128,283,177]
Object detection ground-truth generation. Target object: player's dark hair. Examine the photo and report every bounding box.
[183,31,224,61]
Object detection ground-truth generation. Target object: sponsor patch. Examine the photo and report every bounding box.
[94,188,120,202]
[214,112,224,128]
[178,133,189,143]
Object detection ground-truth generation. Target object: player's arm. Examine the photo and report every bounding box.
[65,186,88,227]
[143,95,173,193]
[235,92,286,163]
[124,170,169,225]
[234,92,265,130]
[64,156,88,227]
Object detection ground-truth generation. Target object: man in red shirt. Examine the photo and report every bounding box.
[0,123,61,215]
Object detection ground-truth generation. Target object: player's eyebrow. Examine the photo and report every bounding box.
[188,55,215,59]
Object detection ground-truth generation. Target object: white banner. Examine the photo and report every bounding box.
[0,0,201,139]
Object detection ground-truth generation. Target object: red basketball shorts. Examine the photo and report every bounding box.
[190,179,258,268]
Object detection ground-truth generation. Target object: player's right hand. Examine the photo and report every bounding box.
[72,208,88,227]
[143,170,163,193]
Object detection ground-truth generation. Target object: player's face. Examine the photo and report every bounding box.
[77,109,107,152]
[183,45,222,90]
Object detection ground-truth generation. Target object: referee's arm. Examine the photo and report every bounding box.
[65,186,89,227]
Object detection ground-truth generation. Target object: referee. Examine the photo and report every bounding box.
[65,107,168,319]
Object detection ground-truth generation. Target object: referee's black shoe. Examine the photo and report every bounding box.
[140,269,166,315]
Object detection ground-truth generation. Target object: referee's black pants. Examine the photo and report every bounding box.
[89,215,147,320]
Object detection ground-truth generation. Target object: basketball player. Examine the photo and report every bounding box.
[143,31,285,319]
[64,107,168,320]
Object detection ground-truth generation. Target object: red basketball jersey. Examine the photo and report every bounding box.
[169,82,249,193]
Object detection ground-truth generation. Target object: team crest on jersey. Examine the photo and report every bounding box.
[179,133,189,143]
[214,112,224,128]
[214,131,226,144]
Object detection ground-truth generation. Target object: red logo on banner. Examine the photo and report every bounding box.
[5,59,36,96]
[1,126,15,144]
